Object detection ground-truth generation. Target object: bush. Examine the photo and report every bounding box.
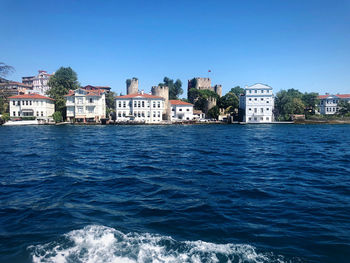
[1,113,10,122]
[52,111,63,123]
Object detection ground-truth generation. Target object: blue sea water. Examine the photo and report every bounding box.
[0,124,350,263]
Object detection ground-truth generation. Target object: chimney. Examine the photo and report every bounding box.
[141,90,144,95]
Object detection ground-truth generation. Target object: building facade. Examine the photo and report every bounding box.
[318,94,350,114]
[0,82,32,97]
[8,94,55,121]
[65,88,106,122]
[115,92,165,123]
[22,70,53,95]
[170,100,194,121]
[239,83,274,123]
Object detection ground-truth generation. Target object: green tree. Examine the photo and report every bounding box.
[338,100,350,115]
[302,92,319,114]
[207,106,220,119]
[217,92,239,113]
[229,86,244,97]
[1,113,10,122]
[159,77,183,100]
[105,91,116,116]
[52,111,63,123]
[47,67,80,119]
[275,89,305,120]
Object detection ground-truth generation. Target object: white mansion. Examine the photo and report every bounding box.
[8,93,55,121]
[22,70,53,95]
[115,92,165,123]
[170,100,194,121]
[318,94,350,115]
[64,88,106,122]
[239,83,274,123]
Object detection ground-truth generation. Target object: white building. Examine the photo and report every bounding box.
[115,92,165,123]
[239,83,274,123]
[65,88,106,122]
[170,100,194,121]
[318,94,350,114]
[24,70,53,95]
[8,93,55,121]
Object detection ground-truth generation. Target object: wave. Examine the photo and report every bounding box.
[28,225,293,263]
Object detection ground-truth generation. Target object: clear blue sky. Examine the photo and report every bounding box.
[2,0,350,96]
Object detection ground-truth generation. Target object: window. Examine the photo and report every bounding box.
[123,102,126,107]
[30,101,32,105]
[267,108,269,111]
[118,112,121,117]
[13,111,15,116]
[255,90,257,93]
[123,112,126,117]
[158,102,160,108]
[153,102,156,108]
[147,112,150,117]
[266,117,269,120]
[260,117,263,120]
[248,117,251,120]
[254,117,257,120]
[41,111,43,117]
[249,90,252,93]
[186,109,189,111]
[118,102,121,107]
[22,101,25,105]
[158,111,160,117]
[17,101,20,105]
[266,101,269,103]
[254,108,257,113]
[26,101,28,105]
[13,101,15,105]
[254,98,257,101]
[142,112,145,117]
[261,108,264,113]
[18,111,21,116]
[37,111,39,116]
[179,108,182,111]
[138,112,141,117]
[134,101,137,107]
[153,112,156,117]
[138,101,141,107]
[249,98,252,101]
[261,98,263,101]
[134,112,137,117]
[142,101,145,107]
[248,108,251,111]
[78,107,83,114]
[262,90,264,93]
[90,98,93,103]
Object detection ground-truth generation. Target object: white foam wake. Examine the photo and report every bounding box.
[29,225,289,263]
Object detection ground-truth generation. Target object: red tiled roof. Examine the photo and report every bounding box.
[64,88,105,97]
[318,94,350,99]
[0,81,32,88]
[8,93,55,101]
[115,93,164,99]
[83,85,111,90]
[170,100,193,106]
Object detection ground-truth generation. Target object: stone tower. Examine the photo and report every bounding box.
[213,84,222,97]
[205,97,217,114]
[151,85,170,120]
[126,78,138,95]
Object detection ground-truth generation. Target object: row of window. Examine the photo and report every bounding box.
[248,98,270,103]
[321,100,339,105]
[117,100,162,109]
[70,98,94,104]
[12,100,45,106]
[13,111,44,117]
[172,108,190,112]
[248,89,271,94]
[326,107,338,112]
[117,111,161,118]
[248,107,270,113]
[248,116,270,121]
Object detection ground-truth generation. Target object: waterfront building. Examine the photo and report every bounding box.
[115,92,165,123]
[22,70,53,95]
[170,100,194,121]
[193,109,205,120]
[318,94,350,114]
[239,83,274,123]
[8,93,55,121]
[64,88,106,122]
[0,81,32,97]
